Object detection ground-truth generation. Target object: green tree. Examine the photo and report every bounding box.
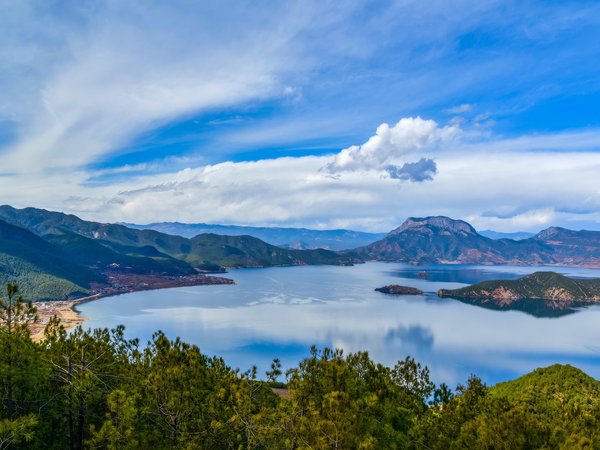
[42,323,137,450]
[0,414,37,449]
[266,357,282,384]
[0,283,46,450]
[87,389,139,450]
[0,284,40,417]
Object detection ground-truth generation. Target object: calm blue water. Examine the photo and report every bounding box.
[76,263,600,387]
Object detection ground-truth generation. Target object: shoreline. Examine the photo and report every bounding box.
[30,261,600,341]
[31,272,235,341]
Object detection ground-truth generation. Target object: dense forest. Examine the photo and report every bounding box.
[1,284,599,449]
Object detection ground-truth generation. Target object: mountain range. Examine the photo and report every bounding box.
[1,206,600,301]
[124,222,386,250]
[354,216,600,268]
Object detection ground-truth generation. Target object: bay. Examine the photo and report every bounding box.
[76,262,600,387]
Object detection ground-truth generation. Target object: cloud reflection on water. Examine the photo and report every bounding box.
[77,263,600,386]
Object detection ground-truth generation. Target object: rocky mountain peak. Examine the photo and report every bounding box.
[535,226,566,240]
[390,216,477,235]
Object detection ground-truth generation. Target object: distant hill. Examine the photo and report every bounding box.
[478,230,535,240]
[187,233,357,268]
[124,222,385,250]
[354,216,600,268]
[438,271,600,305]
[0,205,357,273]
[533,226,600,267]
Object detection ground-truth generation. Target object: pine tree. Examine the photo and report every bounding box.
[0,284,40,419]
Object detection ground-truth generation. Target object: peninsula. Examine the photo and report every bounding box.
[437,271,600,306]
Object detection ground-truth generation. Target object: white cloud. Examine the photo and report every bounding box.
[445,103,473,114]
[2,1,600,233]
[0,1,328,173]
[325,117,459,175]
[7,126,583,234]
[3,110,600,233]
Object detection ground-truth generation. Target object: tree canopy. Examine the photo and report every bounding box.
[0,284,599,449]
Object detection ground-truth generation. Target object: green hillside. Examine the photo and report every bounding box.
[492,364,600,415]
[188,233,357,268]
[0,253,89,301]
[413,364,600,448]
[490,365,600,446]
[44,230,195,275]
[0,220,98,300]
[0,205,192,258]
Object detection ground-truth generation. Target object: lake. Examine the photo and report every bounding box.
[76,262,600,387]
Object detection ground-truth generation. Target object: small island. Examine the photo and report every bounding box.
[437,271,600,306]
[375,284,424,295]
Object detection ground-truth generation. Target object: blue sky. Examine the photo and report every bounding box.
[1,1,600,231]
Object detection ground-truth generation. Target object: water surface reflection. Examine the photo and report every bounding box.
[76,263,600,387]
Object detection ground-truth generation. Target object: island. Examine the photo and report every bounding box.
[437,271,600,306]
[375,285,424,295]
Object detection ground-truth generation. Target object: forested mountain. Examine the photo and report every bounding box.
[0,205,196,269]
[412,363,600,448]
[187,233,358,268]
[0,219,100,300]
[355,216,600,268]
[1,294,598,449]
[0,205,357,270]
[126,221,386,250]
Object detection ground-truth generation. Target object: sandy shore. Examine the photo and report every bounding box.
[30,295,98,342]
[30,300,85,341]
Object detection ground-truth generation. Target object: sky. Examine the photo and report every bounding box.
[2,0,600,232]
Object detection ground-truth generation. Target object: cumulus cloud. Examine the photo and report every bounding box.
[324,117,459,178]
[25,128,589,234]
